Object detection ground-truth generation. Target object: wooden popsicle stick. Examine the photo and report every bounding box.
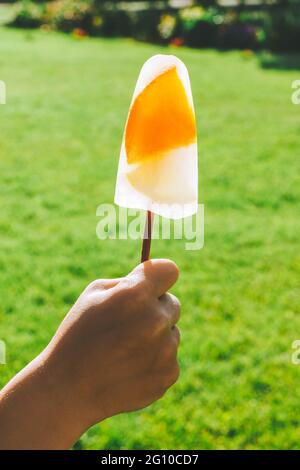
[141,210,154,263]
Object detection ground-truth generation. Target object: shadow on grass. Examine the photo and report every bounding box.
[259,52,300,70]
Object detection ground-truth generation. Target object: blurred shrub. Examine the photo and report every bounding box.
[158,13,177,42]
[179,7,220,48]
[45,0,93,33]
[130,8,172,43]
[259,50,300,69]
[219,19,259,50]
[7,0,300,53]
[178,7,261,50]
[94,8,131,37]
[265,4,300,52]
[9,0,44,29]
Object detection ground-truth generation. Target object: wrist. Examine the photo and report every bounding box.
[42,342,111,437]
[38,347,94,447]
[0,348,93,449]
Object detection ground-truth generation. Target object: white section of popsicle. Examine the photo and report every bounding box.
[114,54,198,220]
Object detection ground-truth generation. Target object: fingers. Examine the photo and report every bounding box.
[123,259,179,298]
[172,326,180,346]
[153,330,180,389]
[143,259,179,297]
[88,278,122,292]
[160,293,181,327]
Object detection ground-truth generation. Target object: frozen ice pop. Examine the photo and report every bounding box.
[115,54,198,220]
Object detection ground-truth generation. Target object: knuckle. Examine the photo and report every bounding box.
[117,277,133,293]
[88,279,104,291]
[116,280,150,313]
[151,311,169,335]
[170,294,181,319]
[171,294,181,310]
[120,278,151,305]
[172,326,181,344]
[162,293,181,324]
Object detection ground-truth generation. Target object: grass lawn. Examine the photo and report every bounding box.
[0,4,14,26]
[0,27,300,450]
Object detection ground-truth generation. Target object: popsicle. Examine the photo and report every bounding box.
[114,54,198,260]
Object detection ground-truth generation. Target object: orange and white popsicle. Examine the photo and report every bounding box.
[115,54,198,219]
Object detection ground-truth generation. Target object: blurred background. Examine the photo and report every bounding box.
[2,0,300,56]
[0,0,300,450]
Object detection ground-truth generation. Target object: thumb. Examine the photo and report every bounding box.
[126,259,179,298]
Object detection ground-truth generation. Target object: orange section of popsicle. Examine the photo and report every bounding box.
[125,66,196,165]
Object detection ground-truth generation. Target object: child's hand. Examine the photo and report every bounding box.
[0,259,181,449]
[48,259,180,426]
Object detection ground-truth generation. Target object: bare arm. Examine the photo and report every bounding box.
[0,259,180,450]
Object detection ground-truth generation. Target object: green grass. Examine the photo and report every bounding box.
[0,27,300,450]
[0,4,14,26]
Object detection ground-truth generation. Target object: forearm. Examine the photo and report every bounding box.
[0,260,180,449]
[0,351,88,450]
